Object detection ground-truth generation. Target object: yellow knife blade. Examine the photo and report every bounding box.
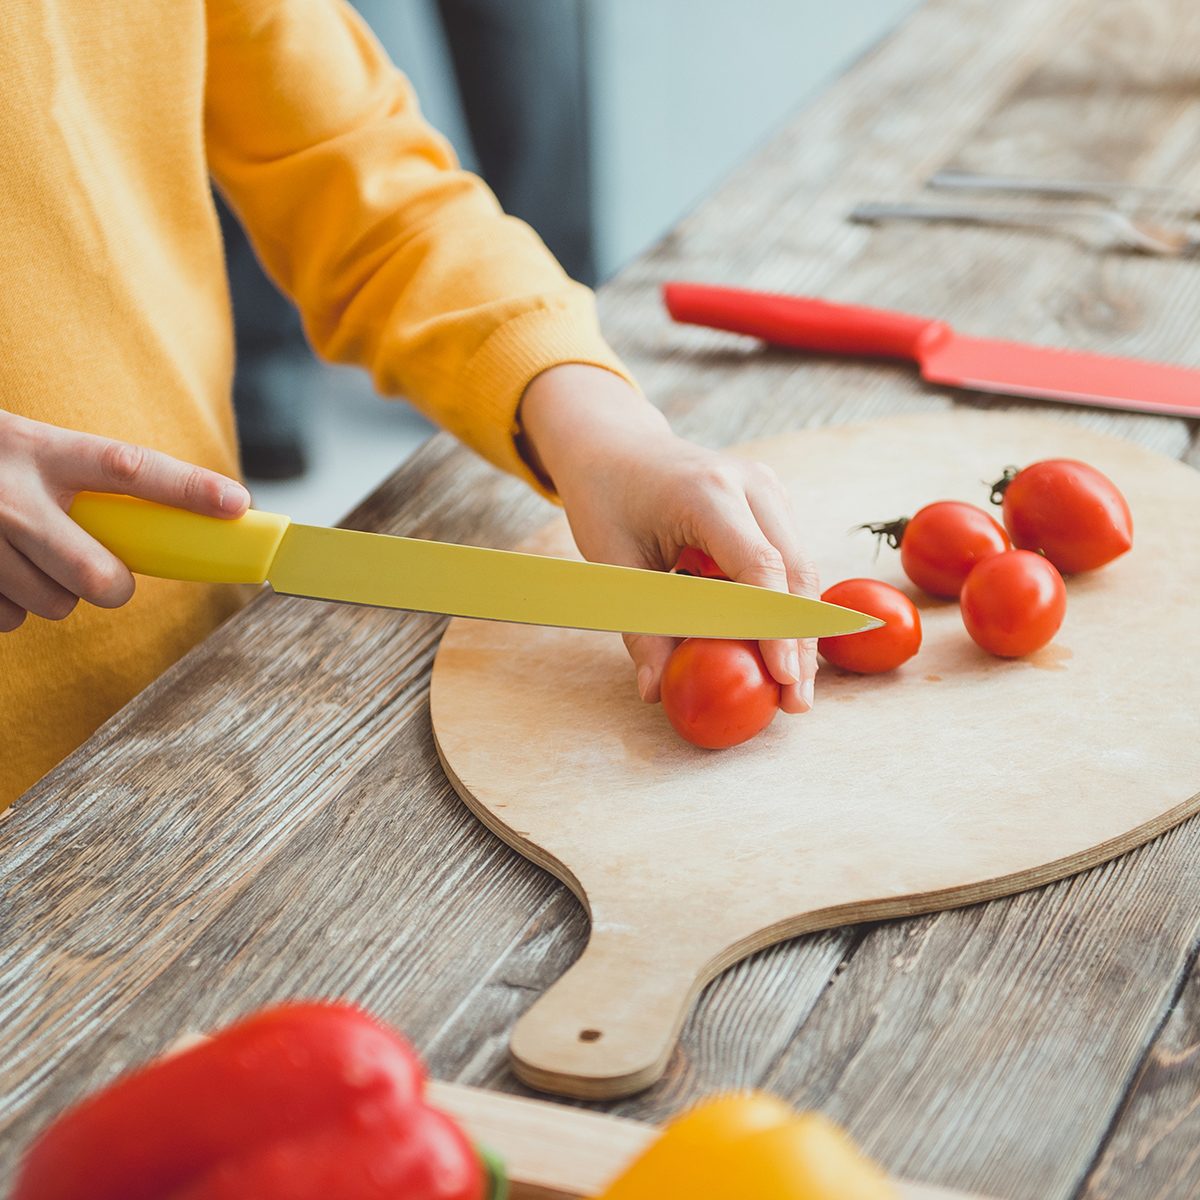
[69,493,881,639]
[270,524,879,639]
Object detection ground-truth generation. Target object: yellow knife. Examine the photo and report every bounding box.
[69,493,880,639]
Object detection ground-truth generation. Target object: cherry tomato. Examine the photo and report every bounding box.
[817,579,921,674]
[674,547,727,579]
[863,502,1010,598]
[960,550,1066,657]
[660,638,780,749]
[990,459,1132,574]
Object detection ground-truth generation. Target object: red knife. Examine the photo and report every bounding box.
[663,282,1200,419]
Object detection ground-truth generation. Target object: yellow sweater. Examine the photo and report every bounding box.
[0,0,630,808]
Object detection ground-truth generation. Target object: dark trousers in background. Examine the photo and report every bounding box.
[436,0,594,286]
[222,0,594,479]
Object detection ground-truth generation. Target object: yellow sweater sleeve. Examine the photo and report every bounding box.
[204,0,633,496]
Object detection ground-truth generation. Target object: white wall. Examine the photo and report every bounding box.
[586,0,920,277]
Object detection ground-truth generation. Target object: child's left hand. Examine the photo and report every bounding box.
[519,365,818,715]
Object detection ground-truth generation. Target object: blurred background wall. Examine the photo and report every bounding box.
[362,0,919,280]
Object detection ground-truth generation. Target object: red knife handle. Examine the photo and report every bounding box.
[663,283,945,361]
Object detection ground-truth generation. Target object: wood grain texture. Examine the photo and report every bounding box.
[1,0,1199,1197]
[757,828,1200,1199]
[1078,946,1200,1200]
[428,1080,990,1200]
[431,414,1200,1099]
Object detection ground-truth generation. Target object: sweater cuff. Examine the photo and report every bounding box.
[457,302,638,502]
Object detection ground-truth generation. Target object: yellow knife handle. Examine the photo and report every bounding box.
[69,492,291,584]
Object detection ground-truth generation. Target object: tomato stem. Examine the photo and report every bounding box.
[987,466,1020,506]
[857,517,909,551]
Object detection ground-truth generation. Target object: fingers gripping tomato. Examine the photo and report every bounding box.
[817,580,921,674]
[862,502,1010,598]
[989,459,1132,574]
[661,638,780,749]
[960,550,1066,658]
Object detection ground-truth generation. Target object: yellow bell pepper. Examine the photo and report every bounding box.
[595,1092,896,1200]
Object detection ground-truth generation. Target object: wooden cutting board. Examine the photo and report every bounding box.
[430,412,1200,1100]
[428,1080,990,1199]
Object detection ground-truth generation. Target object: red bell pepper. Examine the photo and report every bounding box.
[11,1002,502,1200]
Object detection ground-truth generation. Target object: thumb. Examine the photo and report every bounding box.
[623,632,678,703]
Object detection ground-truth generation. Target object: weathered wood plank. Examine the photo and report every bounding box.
[429,1080,993,1200]
[948,2,1200,184]
[760,828,1200,1200]
[1079,948,1200,1200]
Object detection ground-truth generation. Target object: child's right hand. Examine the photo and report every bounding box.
[0,409,250,632]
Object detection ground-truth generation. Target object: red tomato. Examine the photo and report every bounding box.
[674,547,727,579]
[864,502,1010,598]
[817,579,921,674]
[990,459,1132,574]
[960,550,1066,658]
[660,638,780,749]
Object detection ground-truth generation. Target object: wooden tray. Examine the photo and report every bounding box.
[431,412,1200,1099]
[429,1080,988,1199]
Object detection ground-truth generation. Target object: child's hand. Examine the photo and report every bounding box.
[0,409,249,632]
[519,366,819,714]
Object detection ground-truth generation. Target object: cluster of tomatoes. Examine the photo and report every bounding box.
[659,459,1133,751]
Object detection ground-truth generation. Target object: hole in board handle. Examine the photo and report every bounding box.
[579,1029,602,1043]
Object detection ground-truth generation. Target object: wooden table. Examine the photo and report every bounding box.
[3,0,1198,1196]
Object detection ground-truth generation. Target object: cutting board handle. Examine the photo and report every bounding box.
[510,925,707,1100]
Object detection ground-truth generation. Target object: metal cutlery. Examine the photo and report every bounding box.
[929,167,1200,217]
[850,200,1200,256]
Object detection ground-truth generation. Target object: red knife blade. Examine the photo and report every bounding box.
[663,282,1200,419]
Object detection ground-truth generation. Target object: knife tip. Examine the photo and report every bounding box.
[843,615,886,635]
